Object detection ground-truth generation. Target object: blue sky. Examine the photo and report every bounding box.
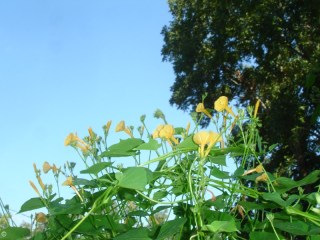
[0,0,192,223]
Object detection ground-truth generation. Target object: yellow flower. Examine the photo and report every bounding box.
[115,121,133,137]
[124,127,134,138]
[183,122,191,139]
[37,176,46,191]
[193,131,211,145]
[103,120,112,135]
[193,131,211,157]
[52,164,59,174]
[115,120,125,132]
[29,180,41,197]
[196,103,212,118]
[88,127,95,139]
[242,164,264,176]
[193,131,222,157]
[35,212,47,223]
[76,142,90,154]
[255,164,264,173]
[255,173,269,183]
[153,124,178,145]
[64,133,78,146]
[205,131,223,156]
[62,176,84,202]
[42,162,52,174]
[152,125,164,139]
[254,99,261,118]
[159,125,174,139]
[33,163,38,174]
[64,133,86,147]
[214,96,236,117]
[62,176,73,187]
[162,125,179,144]
[64,133,90,154]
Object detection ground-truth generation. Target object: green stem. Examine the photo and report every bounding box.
[61,186,116,240]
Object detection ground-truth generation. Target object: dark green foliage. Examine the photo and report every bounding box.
[162,0,320,180]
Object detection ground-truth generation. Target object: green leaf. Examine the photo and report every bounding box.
[262,192,287,207]
[233,166,245,177]
[285,194,300,206]
[19,197,45,213]
[224,145,246,157]
[72,178,96,186]
[153,190,168,201]
[101,138,144,157]
[114,228,151,240]
[176,135,197,150]
[274,177,297,193]
[156,218,187,240]
[208,155,226,166]
[116,167,153,191]
[80,162,113,175]
[174,127,185,135]
[33,232,46,240]
[49,201,83,215]
[274,170,320,193]
[151,206,171,215]
[238,201,266,210]
[0,227,30,240]
[274,220,309,235]
[210,166,230,179]
[249,231,282,240]
[135,138,161,151]
[202,220,238,233]
[211,194,228,210]
[297,170,320,186]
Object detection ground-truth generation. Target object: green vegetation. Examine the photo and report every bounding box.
[2,98,320,239]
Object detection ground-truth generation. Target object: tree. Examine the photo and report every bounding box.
[161,0,320,179]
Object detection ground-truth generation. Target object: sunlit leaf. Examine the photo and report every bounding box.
[208,155,226,166]
[135,138,161,151]
[116,167,153,191]
[80,162,113,175]
[19,197,45,213]
[176,135,197,150]
[101,138,144,157]
[210,166,230,179]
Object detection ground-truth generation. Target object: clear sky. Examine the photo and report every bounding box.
[0,0,192,223]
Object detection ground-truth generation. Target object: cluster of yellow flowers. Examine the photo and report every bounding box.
[115,120,134,138]
[64,132,91,154]
[29,163,47,195]
[152,124,179,146]
[42,161,59,174]
[193,96,237,158]
[243,163,268,183]
[196,96,236,118]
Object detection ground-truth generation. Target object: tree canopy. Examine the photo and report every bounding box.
[162,0,320,179]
